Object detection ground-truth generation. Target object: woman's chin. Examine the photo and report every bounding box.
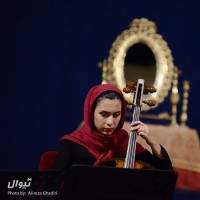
[101,131,113,136]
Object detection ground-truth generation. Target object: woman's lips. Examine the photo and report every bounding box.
[103,128,114,132]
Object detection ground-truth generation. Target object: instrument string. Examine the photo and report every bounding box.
[125,105,141,168]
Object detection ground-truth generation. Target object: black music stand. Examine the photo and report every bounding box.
[62,165,178,200]
[0,169,61,200]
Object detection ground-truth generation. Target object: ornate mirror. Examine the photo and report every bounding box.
[99,18,174,111]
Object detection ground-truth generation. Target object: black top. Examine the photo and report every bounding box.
[52,139,173,171]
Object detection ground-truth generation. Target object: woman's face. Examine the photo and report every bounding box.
[94,99,122,135]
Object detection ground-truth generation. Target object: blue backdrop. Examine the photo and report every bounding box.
[0,0,199,178]
[1,1,200,199]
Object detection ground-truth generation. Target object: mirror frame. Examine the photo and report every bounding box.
[100,18,174,111]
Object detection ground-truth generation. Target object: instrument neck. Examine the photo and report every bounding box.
[124,105,141,168]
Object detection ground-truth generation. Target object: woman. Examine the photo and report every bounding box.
[52,84,172,171]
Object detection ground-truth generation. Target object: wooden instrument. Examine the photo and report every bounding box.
[121,79,156,169]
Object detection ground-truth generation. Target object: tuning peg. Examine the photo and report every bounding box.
[123,81,136,93]
[143,85,157,94]
[123,87,132,93]
[142,100,156,107]
[123,81,156,95]
[126,99,156,107]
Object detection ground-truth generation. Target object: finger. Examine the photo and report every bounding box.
[138,131,148,139]
[130,125,140,131]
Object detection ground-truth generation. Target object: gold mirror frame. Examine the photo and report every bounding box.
[100,18,174,111]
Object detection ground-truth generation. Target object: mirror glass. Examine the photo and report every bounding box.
[124,43,156,85]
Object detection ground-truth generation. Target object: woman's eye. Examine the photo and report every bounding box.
[100,112,108,118]
[99,111,121,118]
[114,112,121,118]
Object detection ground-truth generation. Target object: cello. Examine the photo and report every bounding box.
[98,79,156,169]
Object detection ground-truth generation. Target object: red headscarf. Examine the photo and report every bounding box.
[62,84,145,165]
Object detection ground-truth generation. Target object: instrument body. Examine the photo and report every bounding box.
[98,158,153,169]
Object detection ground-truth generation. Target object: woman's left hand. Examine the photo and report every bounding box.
[130,121,164,159]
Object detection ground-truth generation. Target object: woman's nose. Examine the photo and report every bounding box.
[106,117,113,125]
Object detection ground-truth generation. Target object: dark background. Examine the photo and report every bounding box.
[0,0,199,172]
